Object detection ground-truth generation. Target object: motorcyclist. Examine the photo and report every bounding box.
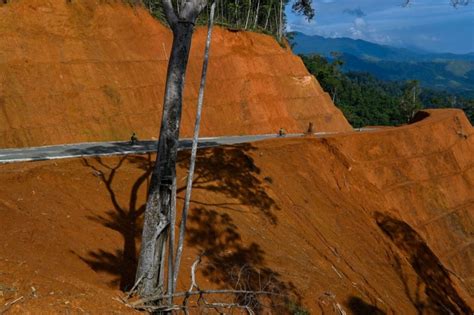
[278,128,286,137]
[130,132,138,145]
[307,122,314,134]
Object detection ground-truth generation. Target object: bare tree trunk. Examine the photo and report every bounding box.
[136,0,207,299]
[167,177,177,304]
[253,0,260,28]
[235,0,239,25]
[174,1,216,290]
[278,0,283,40]
[244,0,251,29]
[264,5,271,30]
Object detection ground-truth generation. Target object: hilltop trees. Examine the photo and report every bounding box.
[142,0,314,39]
[301,54,474,127]
[399,80,422,123]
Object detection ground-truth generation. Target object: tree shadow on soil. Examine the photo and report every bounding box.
[176,145,303,311]
[186,207,303,313]
[76,144,285,301]
[375,212,472,315]
[76,154,152,290]
[176,144,280,224]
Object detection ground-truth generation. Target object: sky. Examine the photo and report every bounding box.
[286,0,474,54]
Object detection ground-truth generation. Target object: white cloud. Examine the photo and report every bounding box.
[288,0,474,52]
[354,17,366,27]
[349,17,367,38]
[418,34,440,42]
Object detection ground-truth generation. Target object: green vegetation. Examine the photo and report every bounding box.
[142,0,314,39]
[339,54,474,97]
[301,54,474,127]
[291,33,474,96]
[287,300,310,315]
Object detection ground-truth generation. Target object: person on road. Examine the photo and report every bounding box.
[307,122,314,134]
[278,128,286,137]
[130,132,138,145]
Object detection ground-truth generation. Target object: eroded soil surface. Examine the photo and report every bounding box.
[1,110,472,314]
[0,0,350,148]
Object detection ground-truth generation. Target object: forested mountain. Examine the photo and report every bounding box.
[292,32,474,62]
[301,54,474,128]
[340,53,474,97]
[292,33,474,96]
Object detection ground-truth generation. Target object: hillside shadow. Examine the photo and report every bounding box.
[375,212,472,315]
[347,297,385,315]
[409,111,430,124]
[76,143,280,294]
[390,252,426,314]
[186,207,302,313]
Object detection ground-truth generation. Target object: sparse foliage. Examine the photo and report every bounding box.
[399,80,422,122]
[141,0,315,40]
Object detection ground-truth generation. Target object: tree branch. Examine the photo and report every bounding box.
[174,0,216,289]
[162,0,178,27]
[135,302,259,312]
[0,296,24,314]
[130,289,283,307]
[179,0,208,22]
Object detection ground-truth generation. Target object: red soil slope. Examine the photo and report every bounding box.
[1,109,472,314]
[0,0,350,148]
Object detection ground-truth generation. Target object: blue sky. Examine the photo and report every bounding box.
[287,0,474,54]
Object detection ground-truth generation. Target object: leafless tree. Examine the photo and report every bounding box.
[173,0,216,294]
[135,0,209,299]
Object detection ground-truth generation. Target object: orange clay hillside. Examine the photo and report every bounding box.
[0,110,473,314]
[0,1,473,314]
[0,0,350,148]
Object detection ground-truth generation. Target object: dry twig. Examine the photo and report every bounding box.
[0,296,24,314]
[126,255,283,313]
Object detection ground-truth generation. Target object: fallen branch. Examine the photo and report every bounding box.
[125,273,145,300]
[134,301,262,314]
[188,255,201,292]
[0,296,24,314]
[130,289,283,307]
[126,254,284,313]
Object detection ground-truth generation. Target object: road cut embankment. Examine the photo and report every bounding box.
[0,109,472,314]
[0,0,350,148]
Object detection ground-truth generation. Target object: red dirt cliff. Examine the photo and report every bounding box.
[0,0,351,148]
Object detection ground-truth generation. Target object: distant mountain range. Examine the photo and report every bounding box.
[291,32,474,62]
[291,32,474,96]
